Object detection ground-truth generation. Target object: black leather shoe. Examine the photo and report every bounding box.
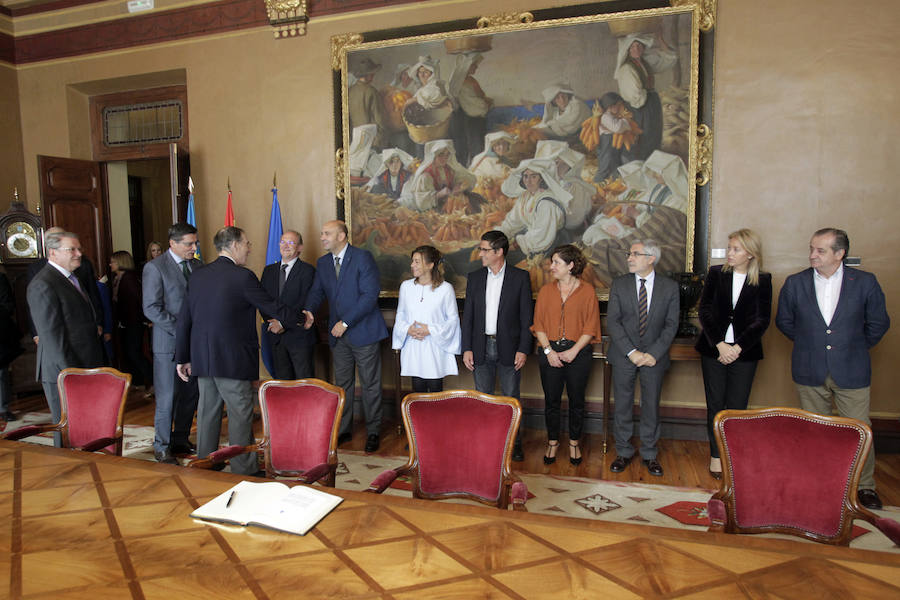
[858,489,883,510]
[365,434,380,453]
[609,455,632,473]
[643,458,664,476]
[512,441,524,462]
[169,442,196,455]
[337,432,352,446]
[154,450,178,465]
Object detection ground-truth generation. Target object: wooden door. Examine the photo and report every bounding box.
[169,143,191,224]
[37,155,110,273]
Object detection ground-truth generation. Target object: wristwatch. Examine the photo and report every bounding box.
[543,346,552,355]
[341,321,349,329]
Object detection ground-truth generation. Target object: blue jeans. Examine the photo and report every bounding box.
[472,336,523,444]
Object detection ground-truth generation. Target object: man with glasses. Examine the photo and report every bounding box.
[143,222,202,464]
[606,240,679,476]
[461,230,534,461]
[260,230,316,379]
[27,231,105,446]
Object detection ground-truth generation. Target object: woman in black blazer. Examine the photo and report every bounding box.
[696,229,771,479]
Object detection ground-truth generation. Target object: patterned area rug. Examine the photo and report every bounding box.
[4,411,897,553]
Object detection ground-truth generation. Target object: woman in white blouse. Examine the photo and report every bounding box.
[695,229,772,479]
[392,245,461,393]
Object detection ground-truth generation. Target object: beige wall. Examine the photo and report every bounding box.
[0,63,26,211]
[8,0,900,416]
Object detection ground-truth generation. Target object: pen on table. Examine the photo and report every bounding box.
[225,491,236,508]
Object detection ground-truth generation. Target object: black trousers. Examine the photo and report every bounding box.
[411,377,443,393]
[539,346,593,441]
[700,354,759,457]
[120,322,152,387]
[272,340,314,380]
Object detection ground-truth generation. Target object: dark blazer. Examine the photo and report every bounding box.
[26,256,104,337]
[26,263,104,383]
[113,270,145,326]
[174,256,299,380]
[775,267,890,389]
[461,263,533,366]
[696,265,772,362]
[305,245,388,347]
[606,271,679,368]
[143,250,202,355]
[260,259,317,349]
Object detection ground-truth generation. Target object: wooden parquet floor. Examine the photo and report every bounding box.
[8,389,900,507]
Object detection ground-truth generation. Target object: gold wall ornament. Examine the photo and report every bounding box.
[334,148,347,201]
[331,33,364,71]
[476,11,534,29]
[671,0,716,32]
[264,0,308,38]
[695,124,713,187]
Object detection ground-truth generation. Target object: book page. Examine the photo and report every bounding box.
[191,481,289,526]
[251,485,343,536]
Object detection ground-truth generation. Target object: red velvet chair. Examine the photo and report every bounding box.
[189,379,345,486]
[708,407,900,546]
[2,367,131,455]
[367,390,528,510]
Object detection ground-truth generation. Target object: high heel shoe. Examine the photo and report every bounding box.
[569,440,583,466]
[543,441,559,465]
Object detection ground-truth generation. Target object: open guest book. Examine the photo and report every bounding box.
[190,480,343,536]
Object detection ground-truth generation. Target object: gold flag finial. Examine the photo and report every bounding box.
[227,177,231,192]
[273,171,277,188]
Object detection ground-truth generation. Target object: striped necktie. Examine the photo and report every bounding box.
[181,261,191,282]
[638,278,648,337]
[334,256,341,278]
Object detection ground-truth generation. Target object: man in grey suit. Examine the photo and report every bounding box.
[606,239,679,476]
[142,223,201,464]
[26,231,105,447]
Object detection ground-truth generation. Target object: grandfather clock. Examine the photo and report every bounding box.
[0,188,43,396]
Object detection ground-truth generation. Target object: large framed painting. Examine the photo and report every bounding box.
[333,2,714,298]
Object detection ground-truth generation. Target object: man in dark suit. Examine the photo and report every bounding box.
[461,230,533,461]
[776,228,890,510]
[26,226,106,350]
[260,230,316,379]
[303,220,388,453]
[26,231,105,446]
[176,227,299,475]
[142,222,202,464]
[606,239,679,476]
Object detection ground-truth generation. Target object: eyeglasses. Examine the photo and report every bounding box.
[55,247,82,254]
[280,240,298,246]
[478,246,497,253]
[178,240,198,247]
[624,251,652,258]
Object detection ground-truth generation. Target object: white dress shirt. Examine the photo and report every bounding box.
[725,272,746,343]
[484,262,506,336]
[814,264,843,326]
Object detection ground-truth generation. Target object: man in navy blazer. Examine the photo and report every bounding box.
[176,227,300,475]
[776,228,890,510]
[260,230,316,379]
[303,220,388,453]
[461,230,533,461]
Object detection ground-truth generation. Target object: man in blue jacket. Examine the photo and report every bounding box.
[776,228,890,510]
[303,220,388,453]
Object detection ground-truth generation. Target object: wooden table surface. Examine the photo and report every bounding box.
[2,439,899,599]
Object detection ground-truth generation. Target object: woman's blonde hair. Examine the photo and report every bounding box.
[722,228,762,285]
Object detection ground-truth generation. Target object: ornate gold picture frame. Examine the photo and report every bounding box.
[333,2,713,299]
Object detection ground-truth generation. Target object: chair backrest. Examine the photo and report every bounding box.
[58,367,131,455]
[258,379,345,476]
[403,390,521,506]
[712,407,871,543]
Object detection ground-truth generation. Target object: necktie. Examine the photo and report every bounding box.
[638,278,648,337]
[279,263,288,296]
[68,274,85,297]
[334,256,341,279]
[181,261,191,282]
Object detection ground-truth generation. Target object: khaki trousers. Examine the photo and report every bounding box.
[795,375,875,490]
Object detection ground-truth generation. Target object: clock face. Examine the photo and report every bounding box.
[5,222,39,259]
